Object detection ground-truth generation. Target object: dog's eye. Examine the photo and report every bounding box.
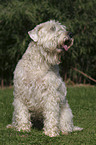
[50,26,56,31]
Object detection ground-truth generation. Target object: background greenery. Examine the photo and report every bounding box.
[0,0,96,87]
[0,86,96,144]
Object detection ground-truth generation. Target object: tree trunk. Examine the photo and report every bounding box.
[64,73,67,81]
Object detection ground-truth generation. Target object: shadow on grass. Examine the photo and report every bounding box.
[31,117,44,130]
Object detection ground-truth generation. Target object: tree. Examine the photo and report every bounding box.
[0,0,96,86]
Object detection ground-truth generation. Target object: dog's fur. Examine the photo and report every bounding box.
[7,20,83,137]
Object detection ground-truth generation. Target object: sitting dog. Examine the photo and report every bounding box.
[7,20,83,137]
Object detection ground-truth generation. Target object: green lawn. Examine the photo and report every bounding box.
[0,86,96,145]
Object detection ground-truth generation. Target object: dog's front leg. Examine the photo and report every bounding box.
[43,88,61,137]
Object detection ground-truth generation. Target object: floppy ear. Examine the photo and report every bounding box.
[28,27,38,42]
[28,23,44,42]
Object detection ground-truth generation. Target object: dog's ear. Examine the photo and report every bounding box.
[28,27,38,42]
[28,23,44,42]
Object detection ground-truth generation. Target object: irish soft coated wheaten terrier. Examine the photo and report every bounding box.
[7,20,83,137]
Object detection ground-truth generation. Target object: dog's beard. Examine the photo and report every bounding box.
[56,52,64,64]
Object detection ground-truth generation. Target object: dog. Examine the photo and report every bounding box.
[7,20,83,137]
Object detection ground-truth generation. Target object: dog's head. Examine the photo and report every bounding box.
[28,20,73,64]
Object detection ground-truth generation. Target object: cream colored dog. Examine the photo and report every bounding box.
[7,20,83,137]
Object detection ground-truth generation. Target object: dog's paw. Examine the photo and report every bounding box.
[44,130,59,137]
[6,124,14,129]
[62,131,69,135]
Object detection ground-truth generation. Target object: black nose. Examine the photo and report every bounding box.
[68,32,73,38]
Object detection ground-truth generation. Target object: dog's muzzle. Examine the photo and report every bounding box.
[57,32,74,53]
[62,34,74,51]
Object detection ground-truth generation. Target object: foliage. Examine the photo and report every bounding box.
[0,0,96,86]
[0,87,96,144]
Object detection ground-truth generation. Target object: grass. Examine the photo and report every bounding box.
[0,86,96,145]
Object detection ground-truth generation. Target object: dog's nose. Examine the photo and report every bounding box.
[68,32,73,38]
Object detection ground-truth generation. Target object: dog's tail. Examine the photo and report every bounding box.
[73,126,83,131]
